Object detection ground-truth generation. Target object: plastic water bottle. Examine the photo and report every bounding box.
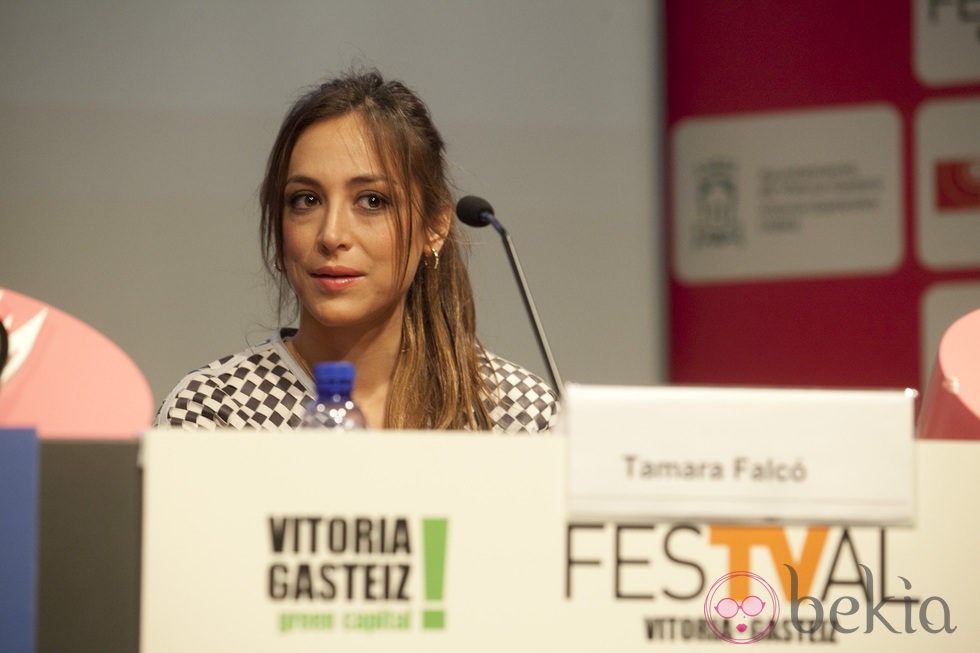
[301,361,366,430]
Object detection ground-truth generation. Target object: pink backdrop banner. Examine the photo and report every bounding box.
[666,1,980,391]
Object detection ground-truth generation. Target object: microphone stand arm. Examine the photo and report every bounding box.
[485,213,565,398]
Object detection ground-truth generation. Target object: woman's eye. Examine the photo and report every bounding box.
[287,192,319,211]
[358,193,389,211]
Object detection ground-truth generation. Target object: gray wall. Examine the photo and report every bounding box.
[0,0,664,407]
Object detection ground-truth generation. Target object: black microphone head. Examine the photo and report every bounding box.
[455,195,494,227]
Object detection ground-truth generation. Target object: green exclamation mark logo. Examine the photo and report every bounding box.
[421,518,448,630]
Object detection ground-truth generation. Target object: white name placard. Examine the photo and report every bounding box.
[565,384,915,524]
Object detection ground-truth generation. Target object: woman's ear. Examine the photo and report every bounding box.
[427,204,452,254]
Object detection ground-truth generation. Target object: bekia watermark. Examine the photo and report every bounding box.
[705,565,956,644]
[787,563,956,636]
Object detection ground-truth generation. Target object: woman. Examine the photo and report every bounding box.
[155,70,558,432]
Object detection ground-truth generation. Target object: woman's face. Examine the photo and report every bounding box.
[281,112,428,334]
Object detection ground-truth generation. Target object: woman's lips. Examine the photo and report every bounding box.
[312,265,364,292]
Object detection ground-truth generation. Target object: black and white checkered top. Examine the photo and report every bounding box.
[154,330,558,432]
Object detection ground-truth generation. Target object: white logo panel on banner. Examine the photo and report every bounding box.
[914,0,980,87]
[672,104,903,284]
[915,97,980,270]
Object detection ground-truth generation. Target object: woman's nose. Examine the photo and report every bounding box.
[317,204,352,253]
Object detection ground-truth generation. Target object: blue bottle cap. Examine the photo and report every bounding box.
[312,361,355,396]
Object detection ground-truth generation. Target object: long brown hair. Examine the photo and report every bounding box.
[259,70,491,430]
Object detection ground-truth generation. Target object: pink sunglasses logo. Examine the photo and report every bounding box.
[715,595,766,619]
[704,571,780,644]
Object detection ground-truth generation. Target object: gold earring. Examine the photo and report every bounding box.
[431,247,440,270]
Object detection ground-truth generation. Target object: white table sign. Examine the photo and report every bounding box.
[141,430,975,651]
[560,441,976,651]
[140,430,567,652]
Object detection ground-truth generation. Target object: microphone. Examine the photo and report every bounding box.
[455,195,564,398]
